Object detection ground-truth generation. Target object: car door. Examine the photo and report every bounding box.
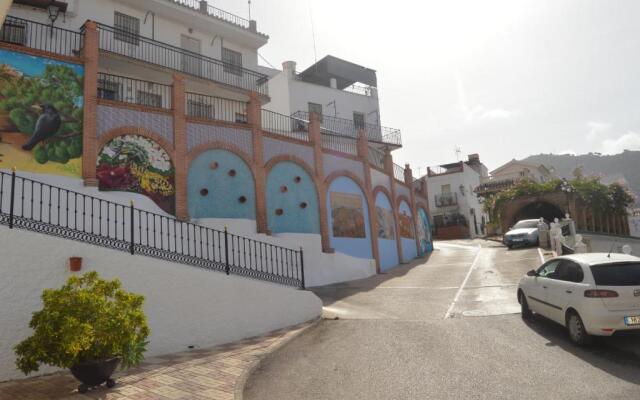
[544,260,587,324]
[526,259,562,317]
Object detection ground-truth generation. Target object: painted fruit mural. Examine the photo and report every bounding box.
[0,49,83,176]
[97,135,175,214]
[330,192,366,238]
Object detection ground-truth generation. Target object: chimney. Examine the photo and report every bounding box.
[249,20,257,33]
[468,153,480,163]
[329,77,338,89]
[282,61,296,79]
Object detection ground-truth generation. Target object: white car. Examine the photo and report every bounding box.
[517,253,640,345]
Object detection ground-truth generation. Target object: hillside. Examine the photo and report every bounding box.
[522,151,640,206]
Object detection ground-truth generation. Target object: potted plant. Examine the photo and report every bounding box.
[14,271,150,393]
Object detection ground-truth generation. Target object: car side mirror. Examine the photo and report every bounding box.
[526,270,538,277]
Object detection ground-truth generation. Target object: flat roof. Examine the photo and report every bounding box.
[297,55,377,89]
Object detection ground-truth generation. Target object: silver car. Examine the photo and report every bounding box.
[504,219,540,249]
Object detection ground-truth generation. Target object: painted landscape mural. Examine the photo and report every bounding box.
[331,192,366,238]
[376,206,395,239]
[399,211,415,239]
[0,49,83,176]
[98,135,175,215]
[417,208,433,254]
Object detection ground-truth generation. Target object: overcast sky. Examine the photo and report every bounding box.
[215,0,640,172]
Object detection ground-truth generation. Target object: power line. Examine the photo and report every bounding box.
[258,52,276,69]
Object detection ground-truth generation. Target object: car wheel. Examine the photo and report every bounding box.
[519,291,532,320]
[507,244,512,249]
[566,311,591,346]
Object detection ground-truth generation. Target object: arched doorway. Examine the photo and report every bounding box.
[512,201,564,227]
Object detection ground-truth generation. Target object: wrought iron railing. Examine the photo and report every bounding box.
[97,72,173,110]
[320,134,358,156]
[94,23,268,95]
[0,170,305,288]
[343,84,378,97]
[185,92,248,124]
[368,147,385,170]
[393,163,405,182]
[261,110,309,141]
[435,192,458,207]
[1,15,83,58]
[171,0,252,30]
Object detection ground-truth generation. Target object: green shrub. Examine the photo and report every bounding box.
[14,272,150,375]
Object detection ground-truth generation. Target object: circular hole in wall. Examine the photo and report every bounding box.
[238,196,247,204]
[209,161,218,170]
[275,208,284,216]
[280,185,288,193]
[200,188,209,196]
[228,169,236,177]
[300,202,308,209]
[294,176,302,183]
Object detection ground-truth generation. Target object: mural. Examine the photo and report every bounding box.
[0,49,83,176]
[399,211,415,239]
[188,149,256,220]
[331,192,366,238]
[376,207,395,239]
[399,200,418,261]
[266,162,320,234]
[417,208,433,254]
[97,135,175,214]
[375,191,399,271]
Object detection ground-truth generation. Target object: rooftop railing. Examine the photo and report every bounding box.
[1,15,83,58]
[94,23,268,95]
[171,0,253,31]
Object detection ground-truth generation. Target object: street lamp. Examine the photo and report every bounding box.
[560,178,574,218]
[47,1,61,36]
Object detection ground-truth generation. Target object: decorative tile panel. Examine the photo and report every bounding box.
[323,154,364,183]
[97,105,173,144]
[187,123,253,156]
[263,137,314,168]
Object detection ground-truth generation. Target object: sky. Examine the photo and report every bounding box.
[213,0,640,172]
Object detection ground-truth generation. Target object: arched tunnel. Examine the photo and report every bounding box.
[511,201,565,226]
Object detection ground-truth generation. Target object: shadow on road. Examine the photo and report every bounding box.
[524,315,640,384]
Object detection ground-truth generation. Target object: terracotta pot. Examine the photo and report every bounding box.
[69,257,83,272]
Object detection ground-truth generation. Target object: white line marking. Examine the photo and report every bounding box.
[537,247,545,264]
[444,245,482,319]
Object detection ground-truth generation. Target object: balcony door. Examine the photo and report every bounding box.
[181,35,202,78]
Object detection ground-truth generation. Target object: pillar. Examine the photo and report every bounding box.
[405,164,421,256]
[309,112,332,253]
[358,130,380,273]
[172,74,188,221]
[248,91,268,234]
[384,150,404,264]
[82,21,99,186]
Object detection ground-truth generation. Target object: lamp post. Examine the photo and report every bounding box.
[560,178,574,219]
[47,0,60,36]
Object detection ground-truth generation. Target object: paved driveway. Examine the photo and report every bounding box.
[244,240,640,400]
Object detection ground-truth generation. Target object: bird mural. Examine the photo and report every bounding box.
[21,104,61,151]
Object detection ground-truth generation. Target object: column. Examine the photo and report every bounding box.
[82,21,99,186]
[248,91,268,234]
[358,130,380,273]
[405,164,421,256]
[384,150,404,264]
[172,74,188,221]
[309,112,332,253]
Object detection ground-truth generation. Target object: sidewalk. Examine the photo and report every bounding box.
[0,320,316,400]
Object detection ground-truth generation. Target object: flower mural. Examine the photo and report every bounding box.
[399,211,415,239]
[97,135,175,214]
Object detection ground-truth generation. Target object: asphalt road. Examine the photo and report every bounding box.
[244,240,640,400]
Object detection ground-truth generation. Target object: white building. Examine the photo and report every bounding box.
[424,154,489,239]
[475,159,554,196]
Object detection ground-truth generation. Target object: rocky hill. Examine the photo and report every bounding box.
[522,151,640,206]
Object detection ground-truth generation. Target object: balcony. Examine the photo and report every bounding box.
[94,23,269,96]
[435,192,458,208]
[169,0,265,35]
[427,162,464,177]
[1,16,83,58]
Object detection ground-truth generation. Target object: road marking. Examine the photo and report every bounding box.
[443,245,482,319]
[537,247,545,264]
[435,242,481,250]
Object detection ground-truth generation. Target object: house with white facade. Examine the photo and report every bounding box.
[423,154,489,240]
[475,159,554,196]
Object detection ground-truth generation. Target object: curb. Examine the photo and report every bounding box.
[234,317,323,400]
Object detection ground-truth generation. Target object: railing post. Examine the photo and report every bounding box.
[299,247,306,290]
[82,20,99,186]
[249,92,268,234]
[129,200,135,255]
[224,226,230,275]
[9,167,16,229]
[172,73,189,221]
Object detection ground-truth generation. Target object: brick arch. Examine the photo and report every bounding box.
[324,170,373,216]
[500,193,567,232]
[396,195,412,213]
[265,155,322,209]
[373,185,394,203]
[416,201,429,213]
[98,126,175,160]
[187,141,257,181]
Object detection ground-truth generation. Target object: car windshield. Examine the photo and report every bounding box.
[512,220,538,229]
[590,263,640,286]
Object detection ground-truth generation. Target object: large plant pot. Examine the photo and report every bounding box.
[70,358,120,393]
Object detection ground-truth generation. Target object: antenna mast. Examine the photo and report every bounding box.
[248,0,252,20]
[454,146,462,161]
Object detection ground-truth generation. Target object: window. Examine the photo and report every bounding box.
[187,100,214,119]
[222,47,243,76]
[0,18,27,45]
[441,184,451,193]
[181,35,202,76]
[537,260,561,278]
[353,112,365,130]
[114,12,140,45]
[97,79,121,101]
[136,90,162,108]
[556,261,584,283]
[590,263,640,286]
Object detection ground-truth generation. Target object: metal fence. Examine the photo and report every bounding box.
[0,170,305,288]
[185,92,248,124]
[171,0,252,30]
[1,15,83,58]
[261,110,309,141]
[368,147,385,170]
[94,23,268,96]
[320,134,358,156]
[393,163,405,182]
[97,72,172,110]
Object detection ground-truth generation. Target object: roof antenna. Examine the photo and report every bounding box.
[607,240,618,258]
[454,145,462,161]
[307,0,318,70]
[248,0,252,21]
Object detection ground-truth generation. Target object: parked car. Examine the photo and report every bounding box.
[503,219,542,248]
[517,253,640,345]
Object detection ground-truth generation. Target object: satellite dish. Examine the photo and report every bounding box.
[622,244,632,255]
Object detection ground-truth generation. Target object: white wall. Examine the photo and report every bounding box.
[0,227,322,382]
[583,233,640,256]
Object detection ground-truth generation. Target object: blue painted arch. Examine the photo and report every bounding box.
[188,149,256,219]
[398,200,418,261]
[266,161,320,234]
[375,190,399,271]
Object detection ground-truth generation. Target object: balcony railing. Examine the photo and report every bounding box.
[97,72,173,110]
[261,110,309,141]
[342,84,378,97]
[1,16,83,58]
[368,147,385,170]
[435,192,458,207]
[291,111,402,147]
[474,178,516,195]
[171,0,253,31]
[94,23,268,95]
[393,163,405,182]
[185,92,248,124]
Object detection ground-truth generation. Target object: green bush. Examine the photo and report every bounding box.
[14,272,150,375]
